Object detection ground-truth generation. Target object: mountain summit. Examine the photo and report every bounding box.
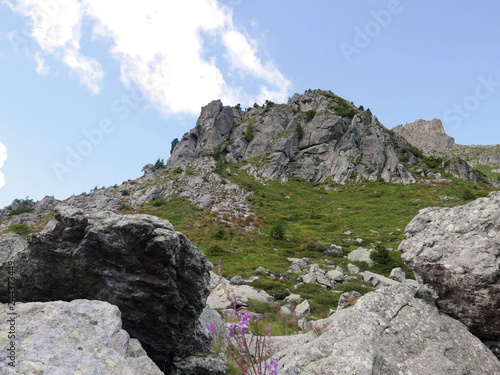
[167,90,415,185]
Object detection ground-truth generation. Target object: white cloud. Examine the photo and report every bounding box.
[34,51,50,75]
[6,0,103,93]
[7,0,291,114]
[0,141,7,189]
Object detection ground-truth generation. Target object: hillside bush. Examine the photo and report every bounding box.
[295,123,304,140]
[170,138,179,154]
[245,123,254,143]
[461,189,476,201]
[269,221,286,240]
[369,244,396,274]
[7,198,34,216]
[4,223,31,237]
[306,110,316,123]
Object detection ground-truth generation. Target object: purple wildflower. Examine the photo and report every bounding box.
[229,321,238,335]
[239,311,251,334]
[266,358,278,375]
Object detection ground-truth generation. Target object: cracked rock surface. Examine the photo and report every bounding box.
[271,285,500,374]
[399,191,500,352]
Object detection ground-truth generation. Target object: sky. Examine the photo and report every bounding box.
[0,0,499,208]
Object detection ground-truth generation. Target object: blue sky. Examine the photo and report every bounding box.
[0,0,499,208]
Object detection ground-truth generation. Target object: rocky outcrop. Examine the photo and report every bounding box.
[399,191,500,356]
[446,157,479,182]
[393,118,456,153]
[0,300,163,374]
[0,206,213,372]
[271,285,500,374]
[167,90,415,185]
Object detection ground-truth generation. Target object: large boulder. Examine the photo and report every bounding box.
[0,300,163,374]
[271,285,500,374]
[399,192,500,355]
[0,206,213,372]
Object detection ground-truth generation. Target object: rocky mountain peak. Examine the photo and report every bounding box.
[167,89,415,185]
[392,118,456,153]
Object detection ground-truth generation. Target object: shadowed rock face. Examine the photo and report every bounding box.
[0,206,212,372]
[167,91,415,185]
[399,191,500,356]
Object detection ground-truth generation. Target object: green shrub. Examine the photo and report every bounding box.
[121,190,130,196]
[305,241,329,253]
[269,221,286,240]
[151,197,167,207]
[7,198,35,216]
[205,244,226,256]
[424,157,443,169]
[369,244,396,273]
[399,155,410,163]
[461,189,476,201]
[4,223,31,237]
[173,167,183,174]
[306,110,316,123]
[295,123,304,140]
[213,144,224,161]
[245,123,254,143]
[154,158,165,170]
[170,138,179,154]
[267,287,291,301]
[408,146,423,159]
[210,227,225,240]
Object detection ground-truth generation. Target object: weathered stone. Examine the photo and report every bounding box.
[326,269,345,283]
[446,158,479,182]
[172,353,227,375]
[347,247,374,266]
[0,232,27,264]
[284,293,303,305]
[399,191,500,354]
[229,275,243,284]
[389,267,406,282]
[295,300,311,317]
[271,285,500,374]
[347,263,361,274]
[324,244,343,256]
[363,271,401,289]
[0,206,212,372]
[337,291,362,310]
[392,118,456,153]
[302,273,317,285]
[0,300,163,374]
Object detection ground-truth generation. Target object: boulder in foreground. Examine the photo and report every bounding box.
[271,285,500,374]
[399,191,500,355]
[0,300,163,374]
[0,206,213,372]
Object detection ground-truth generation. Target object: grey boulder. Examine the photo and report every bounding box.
[399,191,500,355]
[0,206,213,372]
[0,300,163,375]
[271,285,500,374]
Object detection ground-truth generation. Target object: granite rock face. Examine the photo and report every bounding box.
[399,191,500,355]
[392,118,456,153]
[0,206,213,372]
[445,157,479,182]
[271,285,500,374]
[167,90,415,185]
[0,300,163,375]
